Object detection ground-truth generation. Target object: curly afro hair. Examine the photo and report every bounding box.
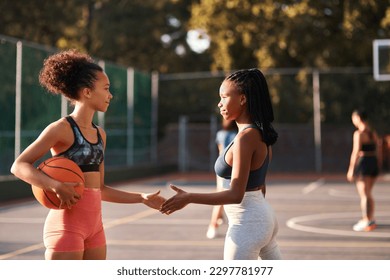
[38,49,103,101]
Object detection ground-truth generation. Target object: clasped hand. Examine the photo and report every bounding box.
[54,182,82,209]
[142,190,166,210]
[159,184,189,215]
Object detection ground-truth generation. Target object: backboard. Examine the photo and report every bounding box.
[373,39,390,81]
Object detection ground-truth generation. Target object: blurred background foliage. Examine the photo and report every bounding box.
[2,0,389,72]
[2,0,390,130]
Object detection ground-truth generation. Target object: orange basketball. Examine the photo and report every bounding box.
[31,157,85,209]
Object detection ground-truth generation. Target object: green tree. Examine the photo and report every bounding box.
[0,0,85,49]
[187,0,390,126]
[0,0,211,73]
[87,0,211,73]
[189,0,390,70]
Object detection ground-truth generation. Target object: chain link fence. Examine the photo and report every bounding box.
[0,35,156,176]
[157,69,390,173]
[3,34,390,175]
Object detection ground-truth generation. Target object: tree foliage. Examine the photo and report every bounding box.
[2,1,390,127]
[86,0,191,72]
[0,0,211,73]
[0,0,84,48]
[2,0,389,72]
[189,0,390,70]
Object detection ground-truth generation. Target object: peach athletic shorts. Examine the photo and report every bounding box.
[43,188,106,252]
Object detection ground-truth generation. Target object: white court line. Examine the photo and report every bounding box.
[108,239,224,247]
[0,217,210,226]
[107,239,390,248]
[108,218,210,225]
[287,211,390,238]
[302,178,325,195]
[278,240,390,248]
[104,209,157,229]
[0,208,159,260]
[328,188,390,200]
[0,217,45,224]
[0,243,44,260]
[328,188,357,199]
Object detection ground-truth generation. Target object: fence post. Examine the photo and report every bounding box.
[209,115,217,171]
[151,71,159,164]
[97,60,106,129]
[312,69,322,173]
[14,41,22,160]
[127,67,135,166]
[178,115,188,172]
[61,95,68,117]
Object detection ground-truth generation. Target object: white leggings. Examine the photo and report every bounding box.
[223,191,282,260]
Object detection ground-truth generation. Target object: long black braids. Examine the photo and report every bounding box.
[225,68,278,145]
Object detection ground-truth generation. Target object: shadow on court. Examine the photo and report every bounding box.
[1,172,390,260]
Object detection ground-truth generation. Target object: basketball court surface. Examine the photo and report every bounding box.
[1,172,390,260]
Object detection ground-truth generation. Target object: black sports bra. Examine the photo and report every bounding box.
[214,125,269,190]
[360,129,376,153]
[55,116,104,172]
[361,143,376,152]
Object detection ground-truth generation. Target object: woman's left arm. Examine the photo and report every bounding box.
[160,132,253,214]
[98,128,165,209]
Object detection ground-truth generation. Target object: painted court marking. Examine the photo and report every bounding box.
[0,217,45,224]
[302,178,325,195]
[328,188,390,201]
[107,239,390,249]
[289,179,390,238]
[0,208,159,260]
[287,211,390,238]
[108,239,224,247]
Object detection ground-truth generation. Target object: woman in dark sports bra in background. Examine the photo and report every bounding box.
[11,50,165,260]
[347,109,380,232]
[160,69,282,260]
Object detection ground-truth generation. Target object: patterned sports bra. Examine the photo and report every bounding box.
[55,116,104,172]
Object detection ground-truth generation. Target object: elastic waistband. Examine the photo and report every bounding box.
[246,185,265,192]
[84,187,101,192]
[72,188,102,211]
[228,190,266,205]
[80,164,100,172]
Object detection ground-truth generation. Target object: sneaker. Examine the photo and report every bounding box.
[353,220,377,232]
[206,226,217,239]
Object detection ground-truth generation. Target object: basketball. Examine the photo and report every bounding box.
[31,157,85,209]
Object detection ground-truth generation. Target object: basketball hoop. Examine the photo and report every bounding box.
[373,39,390,81]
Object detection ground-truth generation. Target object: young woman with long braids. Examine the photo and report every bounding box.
[160,68,282,260]
[11,50,165,260]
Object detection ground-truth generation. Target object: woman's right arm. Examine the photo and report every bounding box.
[347,131,361,181]
[10,121,80,206]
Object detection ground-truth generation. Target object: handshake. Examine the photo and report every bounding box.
[143,184,189,215]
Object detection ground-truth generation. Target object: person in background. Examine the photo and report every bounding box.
[10,49,165,260]
[160,68,282,260]
[206,118,237,239]
[347,109,380,232]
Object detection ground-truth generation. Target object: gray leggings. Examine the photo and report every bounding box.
[223,191,282,260]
